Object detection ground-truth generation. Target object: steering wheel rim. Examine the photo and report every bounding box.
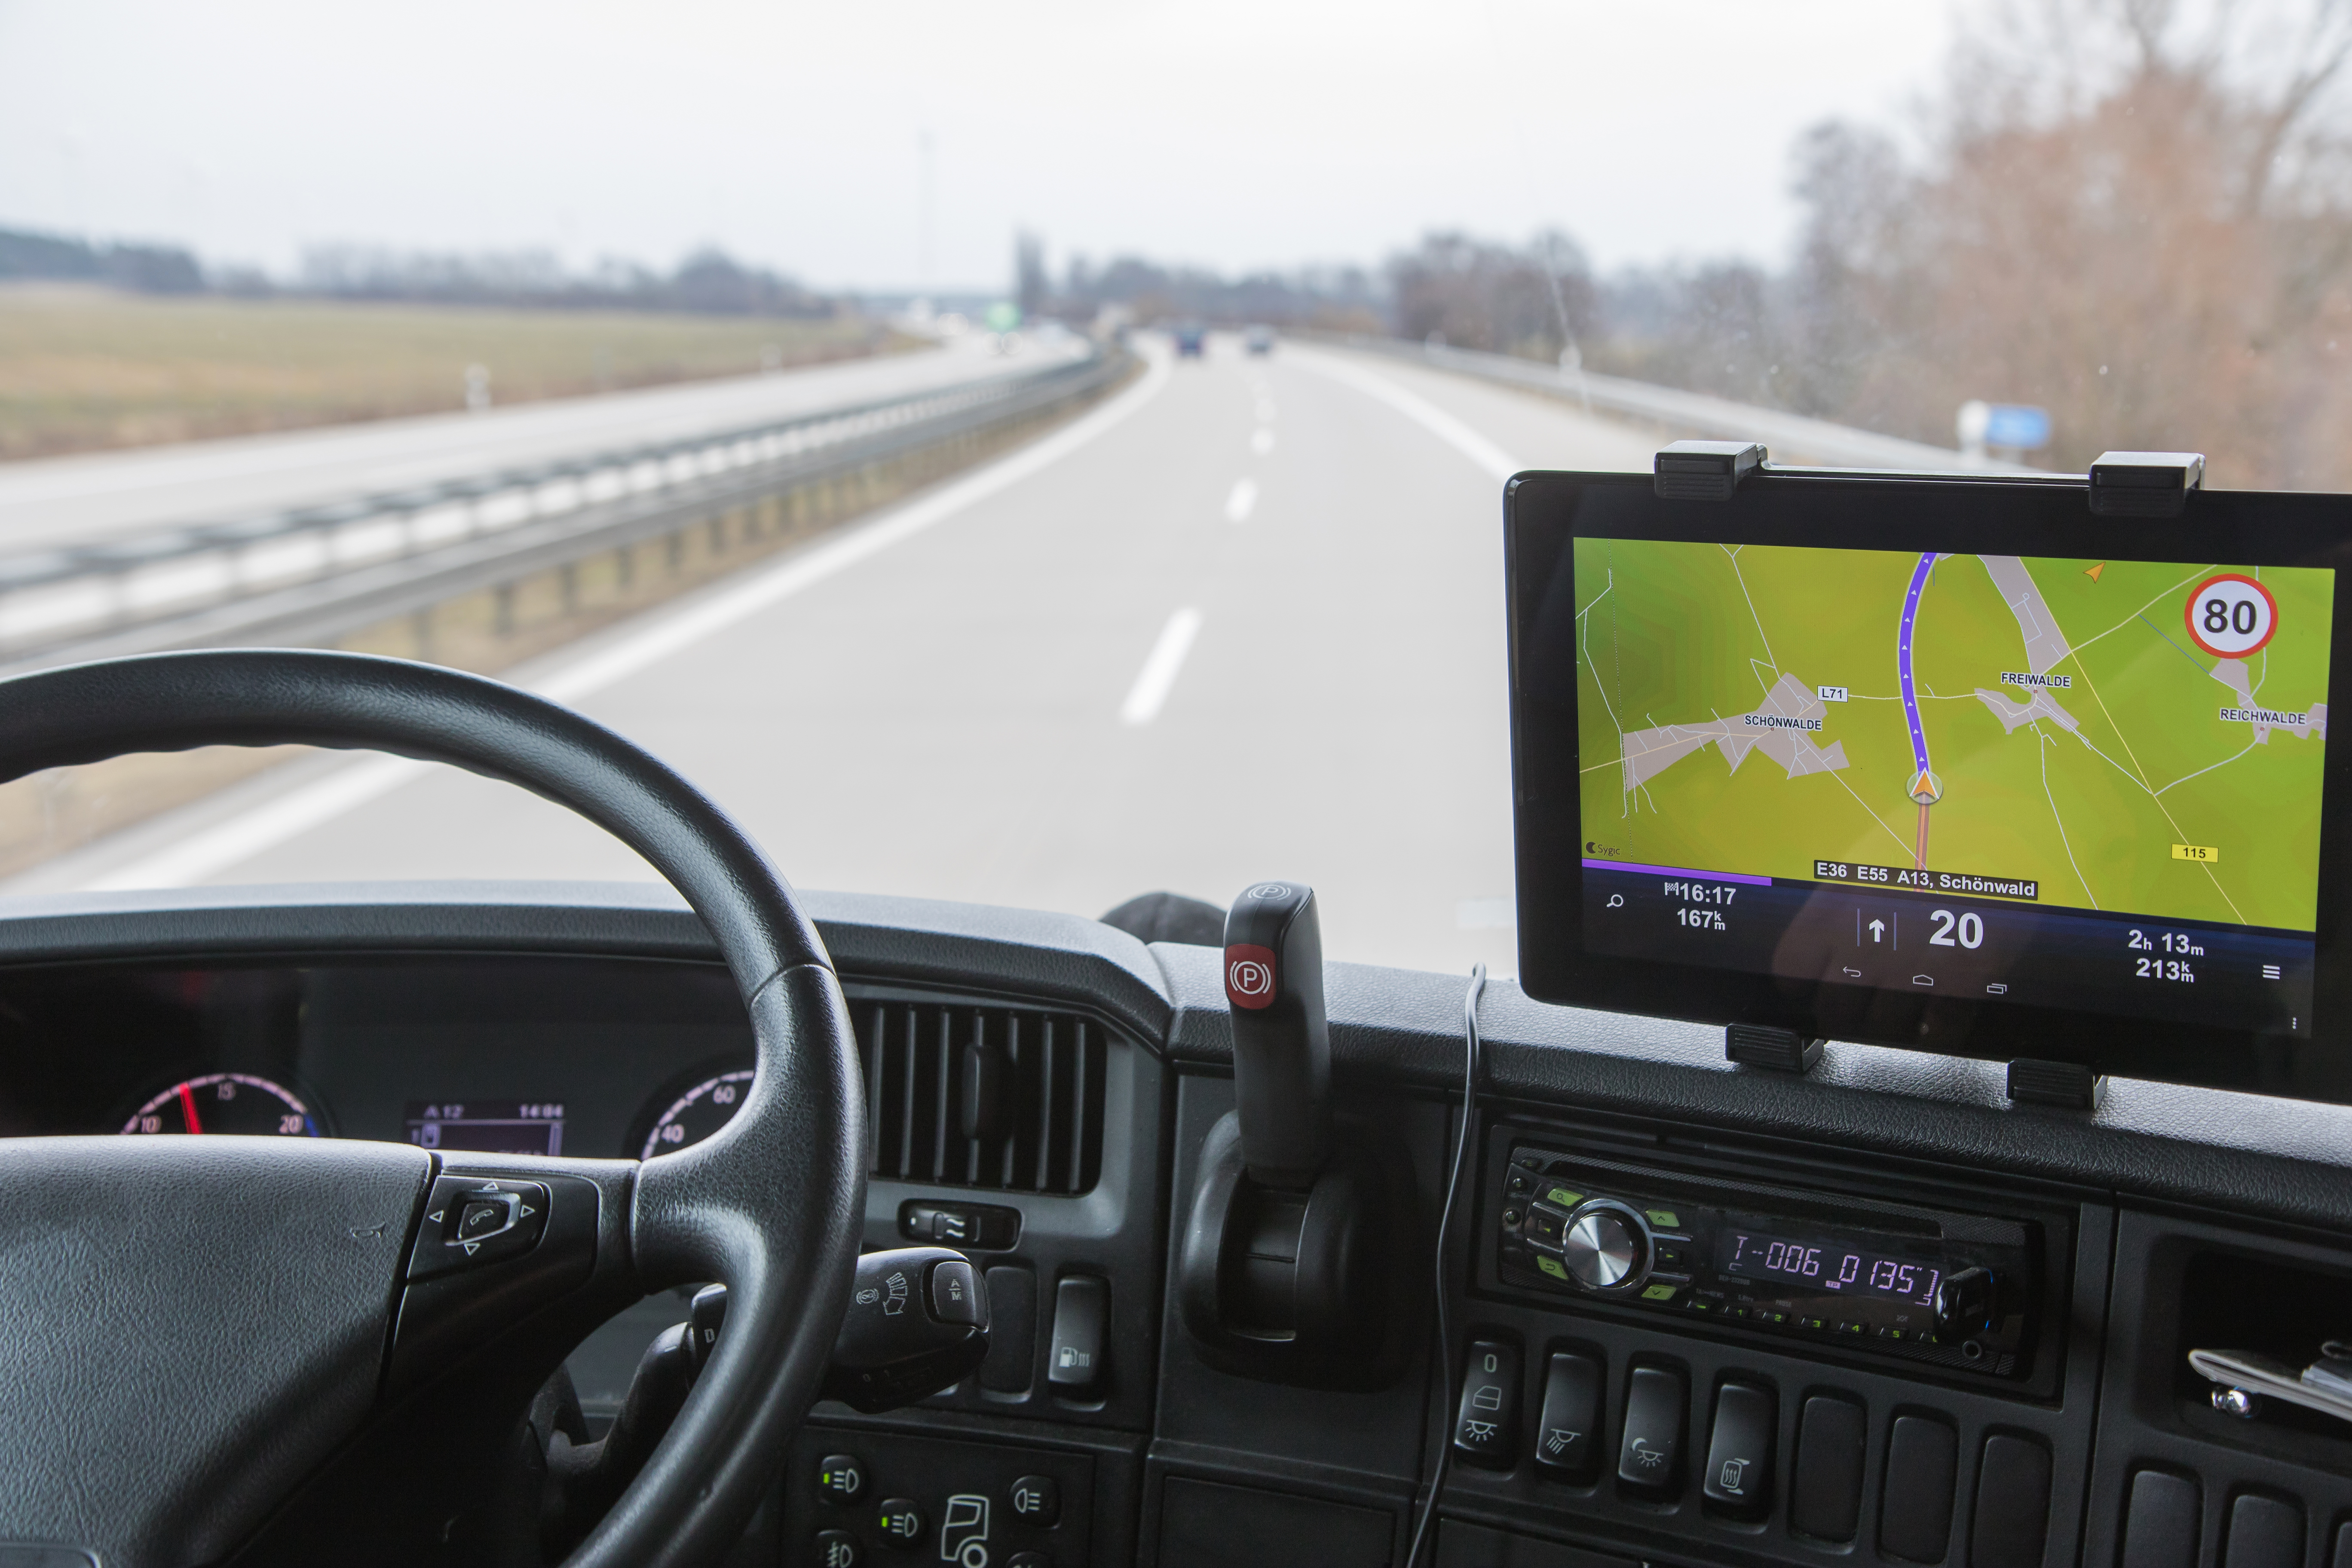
[0,648,866,1568]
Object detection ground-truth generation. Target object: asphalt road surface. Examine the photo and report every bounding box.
[10,336,1662,976]
[0,329,1078,556]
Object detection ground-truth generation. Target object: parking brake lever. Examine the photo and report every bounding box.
[1224,880,1332,1188]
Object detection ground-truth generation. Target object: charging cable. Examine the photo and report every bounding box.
[1404,962,1487,1568]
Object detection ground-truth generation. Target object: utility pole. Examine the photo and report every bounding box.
[917,129,936,312]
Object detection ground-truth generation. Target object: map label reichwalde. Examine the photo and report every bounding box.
[2000,671,2072,689]
[2219,705,2311,729]
[1813,859,2040,902]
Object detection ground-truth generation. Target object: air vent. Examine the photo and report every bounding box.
[855,999,1108,1195]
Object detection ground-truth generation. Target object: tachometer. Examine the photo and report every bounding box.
[121,1072,320,1136]
[639,1069,753,1158]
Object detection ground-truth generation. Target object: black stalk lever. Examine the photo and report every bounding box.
[540,1247,986,1551]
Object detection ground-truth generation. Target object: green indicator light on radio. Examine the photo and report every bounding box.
[1537,1256,1568,1281]
[1645,1209,1680,1228]
[1641,1283,1678,1302]
[1546,1187,1582,1208]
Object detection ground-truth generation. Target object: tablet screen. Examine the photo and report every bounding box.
[1571,538,2330,1034]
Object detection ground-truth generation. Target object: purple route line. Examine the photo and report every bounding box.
[1583,858,1773,886]
[1898,552,1935,775]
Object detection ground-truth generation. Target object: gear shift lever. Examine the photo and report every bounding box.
[1224,880,1332,1188]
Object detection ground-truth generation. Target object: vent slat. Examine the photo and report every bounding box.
[851,999,1106,1197]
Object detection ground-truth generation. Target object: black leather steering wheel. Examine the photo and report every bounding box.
[0,649,866,1568]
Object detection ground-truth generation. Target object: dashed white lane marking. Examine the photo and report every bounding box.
[1225,477,1259,522]
[1119,606,1204,726]
[74,349,1182,891]
[1251,427,1274,455]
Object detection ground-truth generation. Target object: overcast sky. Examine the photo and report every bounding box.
[0,0,1952,291]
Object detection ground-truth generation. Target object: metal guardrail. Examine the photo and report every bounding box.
[0,350,1113,665]
[1318,333,2036,473]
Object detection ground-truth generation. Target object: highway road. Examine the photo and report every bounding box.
[7,337,1661,976]
[0,328,1080,556]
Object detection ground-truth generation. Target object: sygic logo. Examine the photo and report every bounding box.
[1224,943,1278,1010]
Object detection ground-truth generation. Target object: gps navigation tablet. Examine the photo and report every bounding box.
[1505,467,2352,1100]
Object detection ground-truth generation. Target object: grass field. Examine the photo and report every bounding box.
[0,285,905,460]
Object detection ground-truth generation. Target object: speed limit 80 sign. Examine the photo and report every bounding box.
[2184,573,2278,658]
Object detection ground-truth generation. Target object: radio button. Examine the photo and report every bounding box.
[1526,1205,1569,1250]
[1563,1202,1650,1292]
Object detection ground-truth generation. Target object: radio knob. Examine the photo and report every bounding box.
[1935,1267,1997,1336]
[1562,1202,1649,1292]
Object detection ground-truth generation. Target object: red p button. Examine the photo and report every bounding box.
[1225,944,1278,1010]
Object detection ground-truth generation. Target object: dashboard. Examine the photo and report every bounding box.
[7,878,2352,1568]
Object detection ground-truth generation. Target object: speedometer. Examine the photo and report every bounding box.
[121,1072,321,1136]
[638,1069,753,1158]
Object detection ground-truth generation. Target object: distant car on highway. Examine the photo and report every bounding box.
[1244,325,1275,355]
[1171,322,1206,358]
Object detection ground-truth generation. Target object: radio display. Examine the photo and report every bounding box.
[404,1099,566,1156]
[1716,1219,1942,1306]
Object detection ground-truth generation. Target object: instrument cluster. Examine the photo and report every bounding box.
[0,956,760,1161]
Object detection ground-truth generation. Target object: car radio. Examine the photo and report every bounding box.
[1493,1143,2041,1379]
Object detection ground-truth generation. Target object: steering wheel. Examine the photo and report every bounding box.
[0,650,866,1568]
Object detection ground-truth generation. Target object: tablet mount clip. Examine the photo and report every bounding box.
[1654,439,1767,501]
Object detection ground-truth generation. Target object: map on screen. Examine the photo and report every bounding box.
[1573,539,2334,933]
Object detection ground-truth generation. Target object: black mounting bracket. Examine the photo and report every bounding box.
[2088,450,2204,518]
[1654,439,1768,501]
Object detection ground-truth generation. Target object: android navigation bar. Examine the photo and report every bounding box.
[1812,860,2040,902]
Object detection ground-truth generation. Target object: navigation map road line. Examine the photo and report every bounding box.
[1897,551,1939,870]
[1898,552,1935,775]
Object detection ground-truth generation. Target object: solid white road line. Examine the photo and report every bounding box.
[1287,349,1522,483]
[76,350,1179,891]
[1119,607,1204,726]
[1224,477,1259,523]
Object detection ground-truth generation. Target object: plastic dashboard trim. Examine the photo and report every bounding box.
[3,880,2352,1232]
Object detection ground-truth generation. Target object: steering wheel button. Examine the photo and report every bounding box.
[876,1498,924,1544]
[815,1453,866,1504]
[404,1176,551,1279]
[928,1259,982,1326]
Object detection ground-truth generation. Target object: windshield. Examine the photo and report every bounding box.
[1,0,2344,972]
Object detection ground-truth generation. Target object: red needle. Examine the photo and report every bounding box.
[177,1083,204,1134]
